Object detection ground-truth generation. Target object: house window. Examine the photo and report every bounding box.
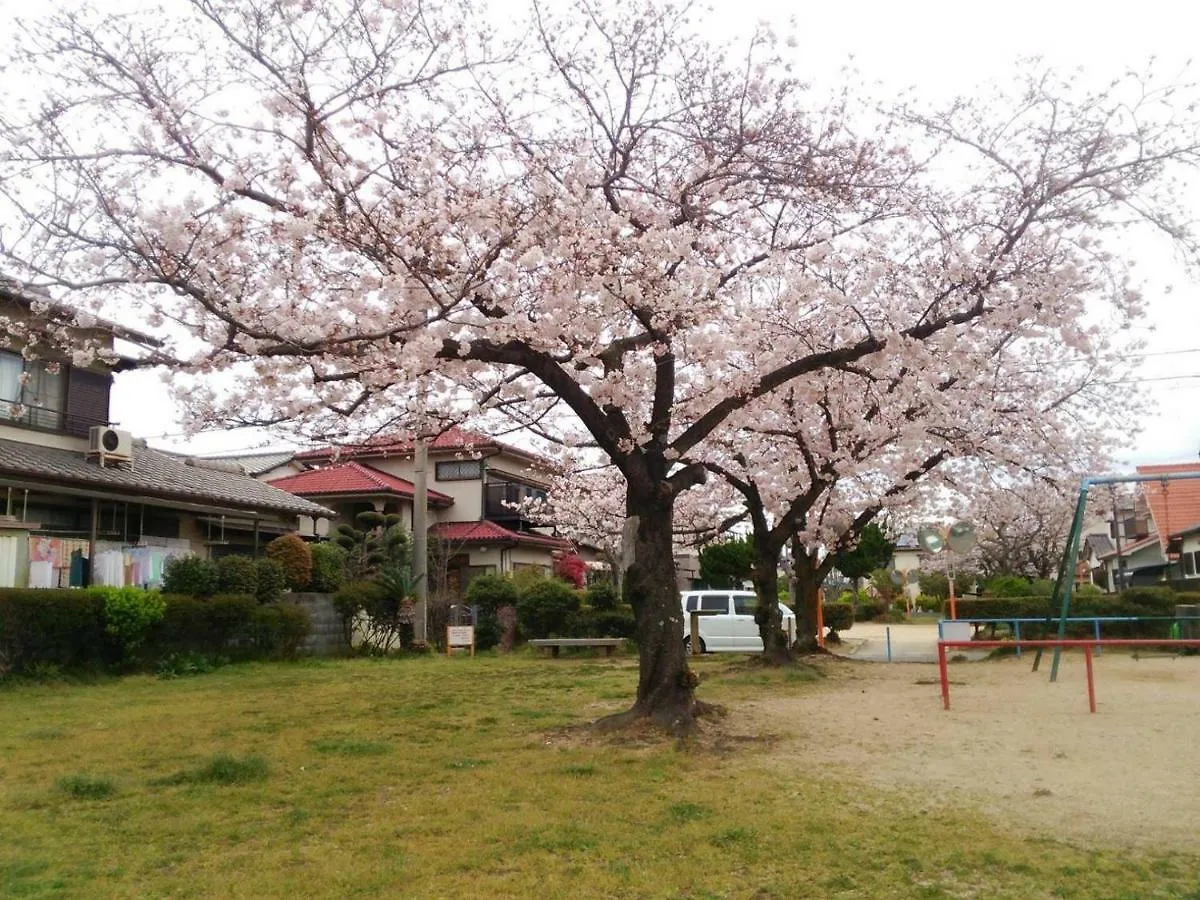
[1184,551,1199,579]
[0,350,66,431]
[436,460,483,481]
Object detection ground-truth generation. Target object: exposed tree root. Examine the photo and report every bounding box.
[590,697,726,738]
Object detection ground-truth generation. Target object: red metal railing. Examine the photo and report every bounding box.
[936,639,1200,713]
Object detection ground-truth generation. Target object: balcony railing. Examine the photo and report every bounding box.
[484,481,548,522]
[0,400,107,437]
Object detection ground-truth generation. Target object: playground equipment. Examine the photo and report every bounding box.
[940,638,1200,712]
[1032,470,1200,682]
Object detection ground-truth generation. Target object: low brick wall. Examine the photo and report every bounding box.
[283,592,348,656]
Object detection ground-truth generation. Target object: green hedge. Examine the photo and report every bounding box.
[822,603,854,633]
[568,605,637,640]
[0,588,311,676]
[0,589,113,674]
[954,588,1194,639]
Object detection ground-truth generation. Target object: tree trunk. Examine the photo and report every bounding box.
[791,545,826,653]
[752,543,793,665]
[603,480,701,734]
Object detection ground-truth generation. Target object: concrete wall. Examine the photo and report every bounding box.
[283,592,349,656]
[369,455,484,521]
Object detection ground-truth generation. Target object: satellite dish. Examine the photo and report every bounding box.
[946,521,976,554]
[889,570,903,586]
[917,525,945,554]
[907,570,921,585]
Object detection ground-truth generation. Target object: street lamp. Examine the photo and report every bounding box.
[917,521,976,620]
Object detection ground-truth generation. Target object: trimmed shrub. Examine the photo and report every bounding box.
[570,605,637,640]
[96,586,167,662]
[821,602,854,634]
[517,577,582,638]
[216,555,258,596]
[553,552,588,589]
[914,593,943,613]
[854,600,885,621]
[255,558,287,604]
[585,580,619,612]
[466,573,520,613]
[266,533,313,592]
[0,589,111,674]
[308,542,347,593]
[250,604,311,659]
[464,576,519,652]
[983,575,1038,598]
[333,581,388,621]
[162,556,219,597]
[955,588,1181,639]
[918,571,950,600]
[147,593,258,657]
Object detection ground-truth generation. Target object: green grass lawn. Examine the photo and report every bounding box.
[1,653,1197,899]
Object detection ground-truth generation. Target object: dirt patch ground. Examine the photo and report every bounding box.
[741,652,1200,851]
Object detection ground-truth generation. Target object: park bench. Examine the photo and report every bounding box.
[529,638,625,658]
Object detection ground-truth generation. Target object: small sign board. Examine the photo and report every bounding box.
[446,625,475,657]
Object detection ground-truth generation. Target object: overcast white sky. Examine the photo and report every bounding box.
[68,0,1200,466]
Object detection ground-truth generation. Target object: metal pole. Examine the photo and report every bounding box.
[87,497,99,587]
[1034,484,1089,680]
[886,626,892,663]
[1084,645,1096,713]
[1111,490,1126,594]
[413,439,428,644]
[938,641,950,710]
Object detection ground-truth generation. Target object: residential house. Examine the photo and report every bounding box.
[1093,462,1200,590]
[0,280,333,589]
[264,426,573,597]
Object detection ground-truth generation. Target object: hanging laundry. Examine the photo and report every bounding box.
[28,560,54,589]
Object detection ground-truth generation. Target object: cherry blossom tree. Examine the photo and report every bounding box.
[693,318,1137,658]
[959,476,1089,581]
[2,0,1198,730]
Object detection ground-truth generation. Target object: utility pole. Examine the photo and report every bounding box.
[413,439,429,643]
[1111,490,1125,594]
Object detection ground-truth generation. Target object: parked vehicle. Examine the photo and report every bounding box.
[680,590,796,653]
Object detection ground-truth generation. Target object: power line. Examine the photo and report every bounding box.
[1098,373,1200,385]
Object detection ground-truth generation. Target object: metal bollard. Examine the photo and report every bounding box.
[886,626,892,663]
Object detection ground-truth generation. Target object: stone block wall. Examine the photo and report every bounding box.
[284,592,348,656]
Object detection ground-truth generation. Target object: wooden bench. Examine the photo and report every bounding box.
[529,638,625,658]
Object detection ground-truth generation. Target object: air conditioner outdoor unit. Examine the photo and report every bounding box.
[88,426,134,466]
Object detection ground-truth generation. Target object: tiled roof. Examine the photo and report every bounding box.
[296,425,549,467]
[1137,463,1200,544]
[267,462,454,507]
[430,519,572,550]
[1095,533,1162,560]
[201,450,298,476]
[1083,533,1115,558]
[0,277,160,349]
[0,437,333,518]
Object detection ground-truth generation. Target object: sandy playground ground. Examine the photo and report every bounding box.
[742,652,1200,851]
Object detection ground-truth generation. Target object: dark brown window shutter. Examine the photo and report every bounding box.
[65,368,112,436]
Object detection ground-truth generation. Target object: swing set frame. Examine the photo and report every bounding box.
[1032,470,1200,682]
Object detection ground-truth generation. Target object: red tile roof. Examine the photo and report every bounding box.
[430,520,572,550]
[295,425,550,467]
[1136,463,1200,542]
[267,462,455,507]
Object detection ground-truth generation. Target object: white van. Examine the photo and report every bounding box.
[680,590,796,653]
